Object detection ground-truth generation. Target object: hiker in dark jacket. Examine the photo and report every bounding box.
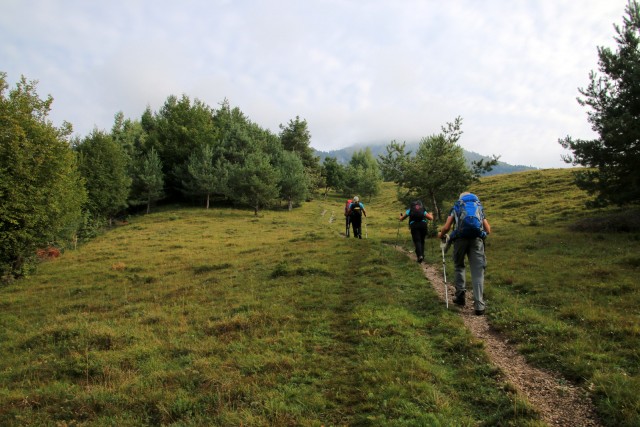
[399,200,434,263]
[346,196,367,239]
[438,192,492,315]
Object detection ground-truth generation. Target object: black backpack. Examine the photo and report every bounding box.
[409,200,426,223]
[349,202,362,218]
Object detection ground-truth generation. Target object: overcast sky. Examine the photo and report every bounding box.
[2,0,628,168]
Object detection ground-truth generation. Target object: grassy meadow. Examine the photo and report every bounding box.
[0,168,638,426]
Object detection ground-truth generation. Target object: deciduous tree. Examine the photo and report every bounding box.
[342,148,381,200]
[321,157,345,196]
[380,118,477,219]
[0,73,86,279]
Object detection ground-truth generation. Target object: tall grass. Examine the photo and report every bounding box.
[0,197,539,425]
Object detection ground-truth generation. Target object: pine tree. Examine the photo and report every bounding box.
[76,129,131,223]
[137,147,164,214]
[559,0,640,206]
[278,151,309,210]
[185,145,228,209]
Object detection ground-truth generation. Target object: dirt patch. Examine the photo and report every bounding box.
[397,246,602,427]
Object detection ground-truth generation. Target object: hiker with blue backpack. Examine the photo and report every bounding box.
[437,192,492,315]
[399,200,434,263]
[346,196,367,239]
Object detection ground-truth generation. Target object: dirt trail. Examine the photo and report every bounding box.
[397,247,602,427]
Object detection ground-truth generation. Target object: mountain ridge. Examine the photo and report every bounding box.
[314,141,537,176]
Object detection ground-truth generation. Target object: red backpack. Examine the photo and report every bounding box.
[344,199,352,216]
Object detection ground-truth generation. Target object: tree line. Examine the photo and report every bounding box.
[0,74,386,280]
[5,0,639,282]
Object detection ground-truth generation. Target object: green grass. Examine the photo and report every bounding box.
[1,168,638,425]
[0,195,539,426]
[471,169,640,427]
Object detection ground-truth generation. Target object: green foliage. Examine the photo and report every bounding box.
[229,151,280,215]
[76,129,131,221]
[184,144,227,209]
[381,118,474,219]
[111,111,147,161]
[279,115,322,191]
[0,73,86,279]
[146,95,217,198]
[134,147,165,214]
[559,1,640,206]
[321,156,345,195]
[278,115,318,171]
[342,147,381,200]
[278,150,309,210]
[377,140,411,182]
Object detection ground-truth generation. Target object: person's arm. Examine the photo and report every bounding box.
[437,216,454,238]
[483,218,491,235]
[361,203,367,217]
[399,209,409,221]
[425,211,434,221]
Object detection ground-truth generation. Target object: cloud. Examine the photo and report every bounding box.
[1,0,628,167]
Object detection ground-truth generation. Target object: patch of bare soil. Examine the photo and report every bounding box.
[397,246,602,427]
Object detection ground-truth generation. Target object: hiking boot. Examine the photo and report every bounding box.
[417,256,424,263]
[453,292,465,306]
[475,309,485,316]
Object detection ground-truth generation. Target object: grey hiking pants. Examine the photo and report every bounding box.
[453,237,487,311]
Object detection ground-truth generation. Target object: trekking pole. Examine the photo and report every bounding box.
[440,235,449,309]
[395,216,401,247]
[364,217,368,239]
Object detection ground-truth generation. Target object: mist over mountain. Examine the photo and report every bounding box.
[314,141,537,176]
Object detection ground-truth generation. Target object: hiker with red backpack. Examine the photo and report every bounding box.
[344,199,352,237]
[399,200,434,263]
[346,196,367,239]
[438,192,492,315]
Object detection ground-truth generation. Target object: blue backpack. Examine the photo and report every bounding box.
[451,194,486,239]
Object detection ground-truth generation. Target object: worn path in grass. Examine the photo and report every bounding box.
[396,245,602,427]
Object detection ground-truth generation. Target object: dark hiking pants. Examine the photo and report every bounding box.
[410,221,427,259]
[351,215,362,238]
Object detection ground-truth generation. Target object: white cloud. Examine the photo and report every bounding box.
[1,0,628,167]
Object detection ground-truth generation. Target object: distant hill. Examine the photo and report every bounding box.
[314,141,536,176]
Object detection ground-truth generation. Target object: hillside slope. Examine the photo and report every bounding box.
[0,168,638,426]
[0,195,538,425]
[469,168,639,427]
